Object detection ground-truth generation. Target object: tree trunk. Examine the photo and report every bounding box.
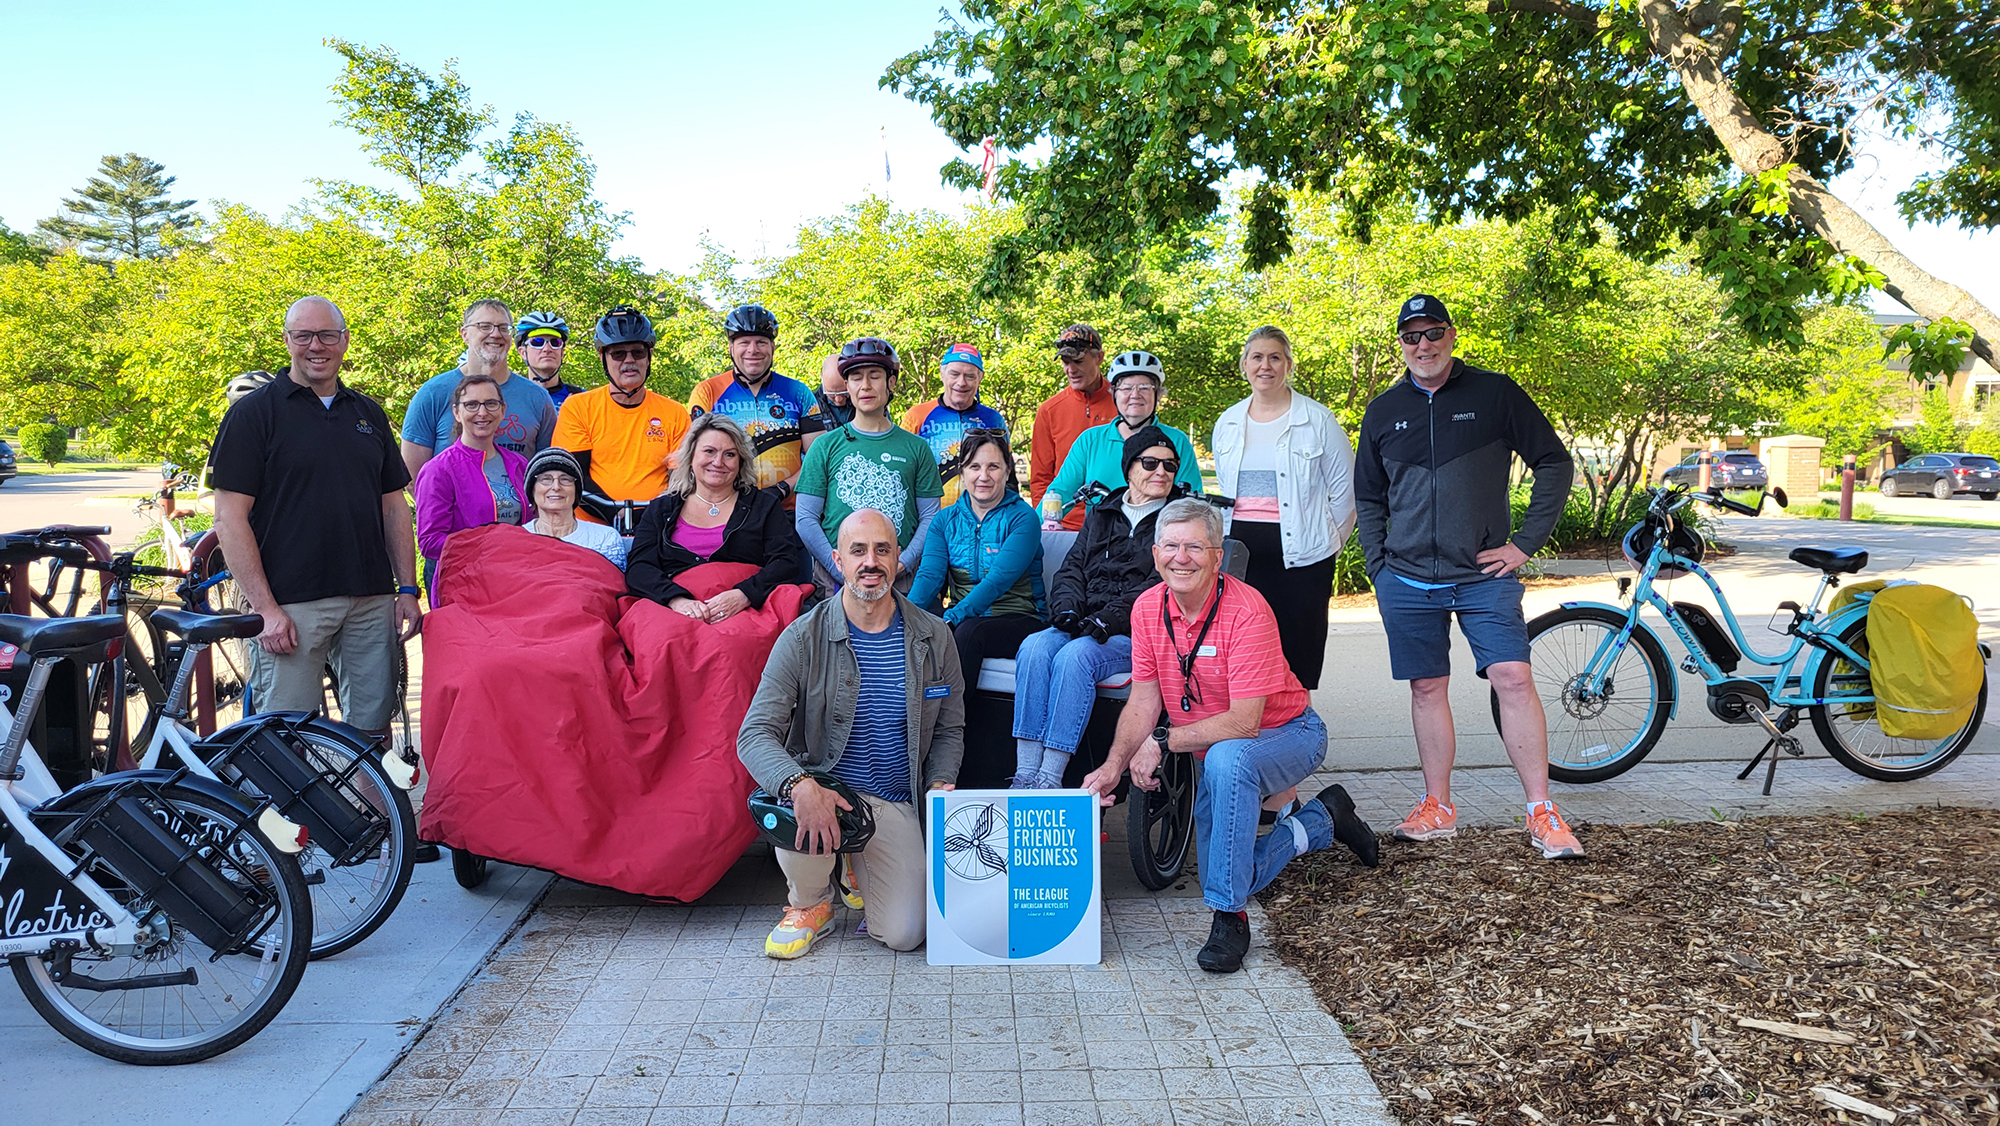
[1636,0,2000,371]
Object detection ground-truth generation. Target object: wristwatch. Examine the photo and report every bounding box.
[1151,724,1172,751]
[397,585,421,598]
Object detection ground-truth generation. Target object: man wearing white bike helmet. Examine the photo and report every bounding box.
[1040,349,1203,529]
[515,311,580,411]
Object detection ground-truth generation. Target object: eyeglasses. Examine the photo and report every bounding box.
[1398,326,1449,345]
[521,336,565,349]
[1136,456,1179,473]
[1112,383,1158,397]
[457,399,505,414]
[284,329,345,346]
[465,320,513,336]
[605,345,650,362]
[823,391,851,404]
[1156,542,1219,558]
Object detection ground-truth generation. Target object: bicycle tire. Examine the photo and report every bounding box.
[1127,750,1196,890]
[1809,616,1987,780]
[267,723,419,958]
[1495,605,1675,784]
[11,782,312,1065]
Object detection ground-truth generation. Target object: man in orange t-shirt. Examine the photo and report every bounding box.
[1028,324,1117,529]
[1082,498,1377,974]
[552,305,690,521]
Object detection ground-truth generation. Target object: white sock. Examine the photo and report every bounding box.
[1527,800,1555,816]
[1037,748,1073,788]
[1015,739,1044,782]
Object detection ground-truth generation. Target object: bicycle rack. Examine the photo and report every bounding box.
[201,716,390,868]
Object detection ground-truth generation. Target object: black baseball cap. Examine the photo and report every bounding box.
[1396,294,1452,329]
[1055,324,1103,357]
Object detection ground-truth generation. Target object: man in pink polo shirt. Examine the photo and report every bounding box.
[1083,498,1379,973]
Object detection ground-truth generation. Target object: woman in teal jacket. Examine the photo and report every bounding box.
[911,431,1047,692]
[1038,350,1203,527]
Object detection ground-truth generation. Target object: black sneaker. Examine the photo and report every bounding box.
[412,841,442,864]
[1310,784,1380,868]
[1196,910,1252,973]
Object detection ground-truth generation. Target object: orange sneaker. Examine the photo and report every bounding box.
[1392,795,1457,842]
[765,902,836,959]
[1528,804,1585,859]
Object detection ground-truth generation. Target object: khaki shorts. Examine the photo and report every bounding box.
[248,594,400,730]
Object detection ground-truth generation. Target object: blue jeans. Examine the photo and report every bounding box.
[1193,708,1330,912]
[1010,627,1132,755]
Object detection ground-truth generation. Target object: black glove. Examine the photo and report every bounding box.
[1051,611,1082,635]
[1085,616,1112,643]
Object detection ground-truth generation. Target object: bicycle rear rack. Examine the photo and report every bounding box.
[44,771,281,956]
[201,716,390,868]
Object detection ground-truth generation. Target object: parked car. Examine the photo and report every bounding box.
[1661,450,1768,491]
[1878,453,2000,500]
[0,439,16,485]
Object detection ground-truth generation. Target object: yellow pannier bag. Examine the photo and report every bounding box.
[1855,583,1983,740]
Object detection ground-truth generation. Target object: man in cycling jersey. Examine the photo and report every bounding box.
[516,311,580,411]
[552,305,692,517]
[400,299,557,482]
[686,304,814,503]
[903,343,1008,508]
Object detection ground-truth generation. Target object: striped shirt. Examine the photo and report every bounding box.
[832,611,911,802]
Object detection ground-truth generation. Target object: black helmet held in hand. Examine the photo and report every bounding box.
[724,303,780,340]
[594,304,657,349]
[747,773,877,854]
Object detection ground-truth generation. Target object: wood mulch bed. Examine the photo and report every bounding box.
[1260,808,2000,1124]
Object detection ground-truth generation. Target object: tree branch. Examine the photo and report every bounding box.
[1635,0,1999,369]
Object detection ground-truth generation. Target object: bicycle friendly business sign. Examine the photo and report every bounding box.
[926,789,1101,965]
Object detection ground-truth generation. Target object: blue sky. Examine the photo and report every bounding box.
[3,0,1991,313]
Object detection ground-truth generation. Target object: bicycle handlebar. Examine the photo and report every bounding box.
[0,536,91,566]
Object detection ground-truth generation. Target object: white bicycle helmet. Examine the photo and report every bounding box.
[515,310,569,342]
[1107,350,1165,388]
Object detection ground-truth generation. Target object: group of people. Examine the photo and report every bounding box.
[208,287,1582,975]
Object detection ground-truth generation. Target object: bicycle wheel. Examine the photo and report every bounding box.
[284,725,418,958]
[1495,605,1675,783]
[191,543,252,730]
[85,608,168,776]
[1127,750,1196,890]
[12,782,312,1065]
[1809,617,1987,780]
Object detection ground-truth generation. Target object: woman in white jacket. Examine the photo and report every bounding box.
[1210,325,1357,688]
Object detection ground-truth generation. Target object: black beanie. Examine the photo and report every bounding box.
[1122,425,1174,474]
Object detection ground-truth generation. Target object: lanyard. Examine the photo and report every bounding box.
[1162,576,1225,713]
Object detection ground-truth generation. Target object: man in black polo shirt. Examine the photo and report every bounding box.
[209,295,421,737]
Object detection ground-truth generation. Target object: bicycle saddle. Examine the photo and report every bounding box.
[0,613,125,659]
[1788,546,1867,574]
[150,607,264,643]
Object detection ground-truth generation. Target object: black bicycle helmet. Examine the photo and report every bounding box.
[594,304,656,349]
[224,370,276,405]
[748,773,877,854]
[835,336,901,379]
[724,303,780,340]
[1622,515,1706,579]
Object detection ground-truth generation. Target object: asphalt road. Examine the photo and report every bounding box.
[1,469,163,546]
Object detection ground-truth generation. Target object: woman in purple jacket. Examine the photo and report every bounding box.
[414,371,529,603]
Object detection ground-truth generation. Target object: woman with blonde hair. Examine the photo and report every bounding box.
[626,413,802,622]
[1210,325,1356,688]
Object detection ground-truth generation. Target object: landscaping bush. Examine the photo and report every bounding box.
[16,423,67,465]
[1787,498,1876,521]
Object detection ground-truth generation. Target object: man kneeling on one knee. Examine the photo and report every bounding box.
[739,509,965,958]
[1083,498,1378,973]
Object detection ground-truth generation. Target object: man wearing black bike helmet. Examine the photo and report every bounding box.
[551,304,692,517]
[793,336,943,591]
[515,311,580,411]
[686,303,814,504]
[739,508,964,958]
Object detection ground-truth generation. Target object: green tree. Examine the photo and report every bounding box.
[35,153,196,260]
[324,38,492,189]
[16,423,68,465]
[0,255,132,432]
[1900,387,1967,455]
[1,219,49,266]
[888,0,2000,371]
[1766,308,1899,466]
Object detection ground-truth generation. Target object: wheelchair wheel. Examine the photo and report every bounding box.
[1127,751,1196,890]
[451,847,489,889]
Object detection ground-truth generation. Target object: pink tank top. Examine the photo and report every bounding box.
[671,518,727,559]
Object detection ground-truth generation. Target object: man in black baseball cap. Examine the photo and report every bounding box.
[1031,323,1116,527]
[1396,294,1452,329]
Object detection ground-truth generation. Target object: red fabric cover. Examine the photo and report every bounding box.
[420,523,809,900]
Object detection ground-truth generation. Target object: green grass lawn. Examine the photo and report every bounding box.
[9,458,151,475]
[1798,494,2000,530]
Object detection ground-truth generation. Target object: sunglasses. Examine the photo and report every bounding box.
[1398,326,1449,345]
[1136,456,1179,473]
[963,427,1008,440]
[605,345,650,362]
[521,336,565,349]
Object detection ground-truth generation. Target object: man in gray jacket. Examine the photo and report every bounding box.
[738,508,965,958]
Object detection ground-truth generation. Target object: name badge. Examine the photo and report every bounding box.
[1196,645,1218,658]
[925,684,952,699]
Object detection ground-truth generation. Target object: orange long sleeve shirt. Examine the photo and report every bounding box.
[1028,381,1117,530]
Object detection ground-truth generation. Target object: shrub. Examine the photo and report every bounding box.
[1786,499,1875,521]
[16,423,67,465]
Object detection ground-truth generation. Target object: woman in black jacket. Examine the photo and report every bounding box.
[627,415,802,622]
[1009,426,1190,788]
